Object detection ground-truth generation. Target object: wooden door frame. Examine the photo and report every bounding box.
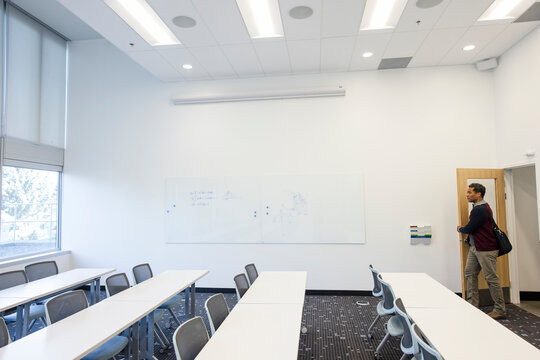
[456,169,510,302]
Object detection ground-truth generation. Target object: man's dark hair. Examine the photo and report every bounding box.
[468,183,486,198]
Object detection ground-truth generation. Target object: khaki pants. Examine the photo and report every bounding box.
[465,246,506,314]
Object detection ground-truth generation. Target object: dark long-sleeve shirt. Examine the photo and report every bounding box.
[459,201,498,251]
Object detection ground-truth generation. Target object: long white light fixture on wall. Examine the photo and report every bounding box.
[105,0,180,46]
[173,87,345,105]
[236,0,284,38]
[478,0,536,22]
[359,0,408,31]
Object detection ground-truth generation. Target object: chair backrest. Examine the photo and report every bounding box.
[368,264,383,297]
[234,274,249,299]
[173,316,209,360]
[106,273,130,297]
[0,270,28,291]
[394,298,415,353]
[412,324,443,360]
[25,261,58,282]
[45,290,88,325]
[132,263,153,284]
[377,274,396,314]
[0,318,10,348]
[244,263,258,285]
[205,293,230,335]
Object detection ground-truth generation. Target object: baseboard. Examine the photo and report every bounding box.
[520,291,540,301]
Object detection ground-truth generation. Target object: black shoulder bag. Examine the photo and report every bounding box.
[492,218,512,257]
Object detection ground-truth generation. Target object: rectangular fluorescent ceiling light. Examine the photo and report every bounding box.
[360,0,408,31]
[478,0,536,21]
[236,0,284,38]
[105,0,180,46]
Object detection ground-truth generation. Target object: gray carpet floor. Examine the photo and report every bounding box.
[5,291,540,359]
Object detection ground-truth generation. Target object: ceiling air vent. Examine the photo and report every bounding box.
[378,57,413,70]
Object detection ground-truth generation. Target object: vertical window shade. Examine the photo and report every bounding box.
[5,5,66,149]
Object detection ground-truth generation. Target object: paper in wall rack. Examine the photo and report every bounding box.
[410,225,432,245]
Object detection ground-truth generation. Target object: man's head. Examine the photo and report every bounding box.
[467,183,485,203]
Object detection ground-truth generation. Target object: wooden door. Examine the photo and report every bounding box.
[457,169,510,304]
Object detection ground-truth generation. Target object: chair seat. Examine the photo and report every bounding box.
[159,294,182,309]
[3,304,45,323]
[81,335,128,360]
[387,315,404,336]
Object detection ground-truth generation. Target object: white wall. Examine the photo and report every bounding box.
[62,39,498,291]
[513,166,540,291]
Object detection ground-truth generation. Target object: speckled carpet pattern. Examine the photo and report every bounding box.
[5,291,540,359]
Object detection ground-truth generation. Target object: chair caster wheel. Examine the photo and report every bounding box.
[159,348,165,354]
[367,333,373,339]
[168,344,173,349]
[165,322,172,329]
[374,351,381,359]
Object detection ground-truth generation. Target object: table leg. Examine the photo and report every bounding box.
[140,317,147,359]
[22,302,30,337]
[14,305,24,339]
[90,280,95,305]
[146,311,155,360]
[184,288,190,315]
[190,283,196,318]
[95,278,101,303]
[131,321,139,360]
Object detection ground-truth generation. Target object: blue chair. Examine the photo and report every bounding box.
[0,270,46,334]
[394,298,418,360]
[374,274,404,359]
[132,263,182,328]
[366,264,385,339]
[105,273,170,353]
[412,323,443,360]
[173,316,209,360]
[45,290,128,360]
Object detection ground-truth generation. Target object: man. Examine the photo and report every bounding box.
[457,183,506,319]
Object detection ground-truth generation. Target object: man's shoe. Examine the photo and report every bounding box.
[487,311,507,320]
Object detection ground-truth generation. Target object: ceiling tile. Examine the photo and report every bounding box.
[395,0,451,32]
[473,21,540,61]
[147,0,217,47]
[408,27,467,67]
[279,0,322,40]
[129,51,184,82]
[349,33,392,71]
[435,0,494,29]
[191,0,251,45]
[189,47,237,78]
[156,47,211,80]
[221,44,265,77]
[384,31,430,58]
[253,40,291,75]
[321,36,356,72]
[440,24,509,65]
[321,0,366,37]
[287,39,321,73]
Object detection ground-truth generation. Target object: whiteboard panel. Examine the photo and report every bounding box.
[165,174,365,244]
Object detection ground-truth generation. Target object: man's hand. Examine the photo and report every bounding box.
[456,225,462,232]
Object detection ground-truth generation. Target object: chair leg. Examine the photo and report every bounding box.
[28,319,37,331]
[374,332,391,359]
[367,314,380,339]
[399,353,408,360]
[155,323,171,347]
[167,308,182,327]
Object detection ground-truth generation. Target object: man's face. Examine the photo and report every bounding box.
[466,187,482,203]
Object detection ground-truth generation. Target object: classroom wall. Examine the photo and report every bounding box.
[513,166,540,291]
[62,39,498,291]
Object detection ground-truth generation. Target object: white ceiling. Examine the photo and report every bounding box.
[19,0,540,82]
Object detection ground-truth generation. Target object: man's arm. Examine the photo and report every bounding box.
[458,206,488,234]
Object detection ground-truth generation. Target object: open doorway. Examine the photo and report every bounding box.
[508,165,540,316]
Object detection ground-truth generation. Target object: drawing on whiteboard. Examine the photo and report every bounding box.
[222,190,241,201]
[190,190,215,207]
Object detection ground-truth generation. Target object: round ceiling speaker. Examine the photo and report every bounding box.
[289,6,313,20]
[172,16,197,28]
[416,0,444,9]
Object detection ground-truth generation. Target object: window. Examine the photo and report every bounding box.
[0,166,60,259]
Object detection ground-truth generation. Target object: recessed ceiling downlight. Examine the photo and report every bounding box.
[416,0,444,9]
[289,6,313,20]
[182,64,193,70]
[172,16,197,28]
[363,52,374,58]
[463,44,476,51]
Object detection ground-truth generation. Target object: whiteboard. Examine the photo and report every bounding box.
[164,174,365,244]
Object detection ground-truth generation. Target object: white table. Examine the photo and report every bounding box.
[0,268,115,338]
[407,306,540,359]
[195,303,304,360]
[0,297,153,359]
[239,271,307,305]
